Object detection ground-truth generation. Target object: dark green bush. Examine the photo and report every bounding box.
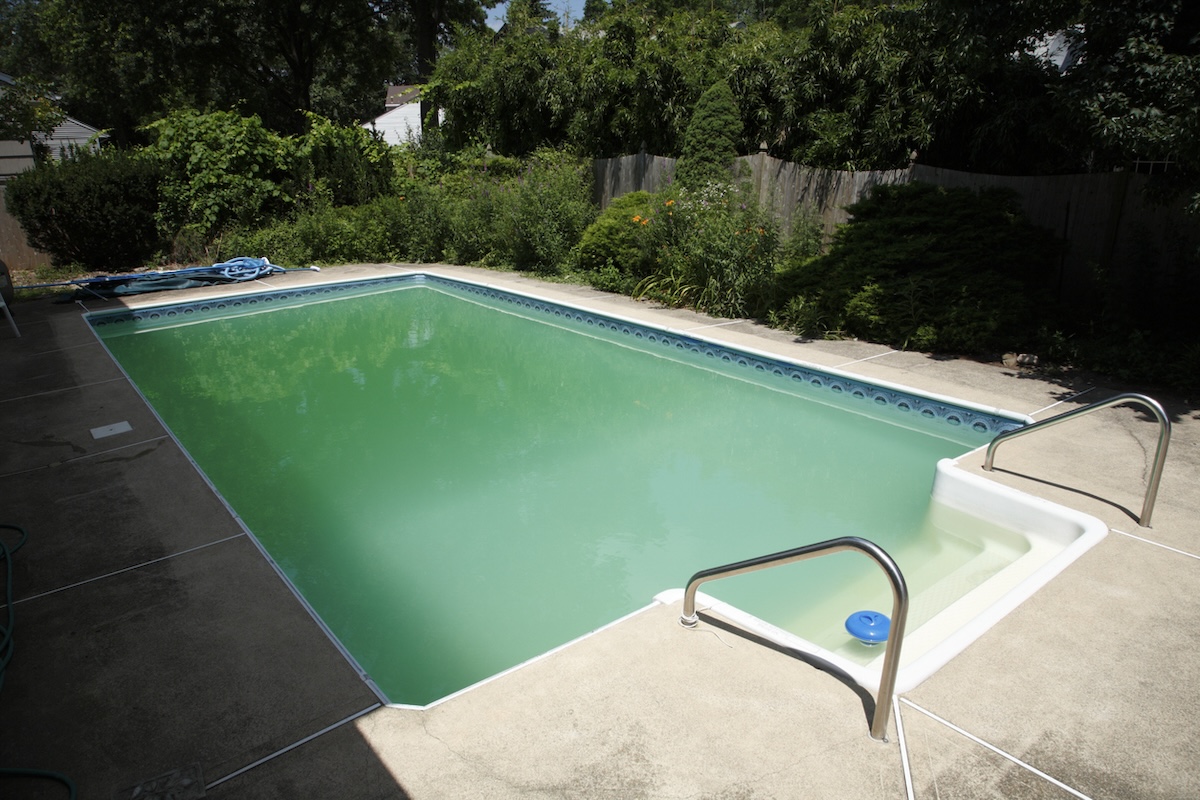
[441,174,509,266]
[143,110,298,240]
[222,194,418,266]
[770,182,1062,352]
[299,114,395,207]
[439,149,596,272]
[6,148,164,271]
[503,150,597,273]
[396,182,453,262]
[675,80,743,189]
[569,190,663,287]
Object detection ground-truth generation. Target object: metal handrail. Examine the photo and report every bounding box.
[680,536,908,741]
[983,392,1171,527]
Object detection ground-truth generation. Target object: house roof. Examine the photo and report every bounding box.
[385,85,422,109]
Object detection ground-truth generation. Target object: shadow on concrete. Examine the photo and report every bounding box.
[698,612,879,733]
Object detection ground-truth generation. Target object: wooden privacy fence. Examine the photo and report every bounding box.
[0,139,49,274]
[593,152,1199,306]
[592,151,911,236]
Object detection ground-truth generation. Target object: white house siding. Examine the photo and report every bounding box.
[364,103,423,146]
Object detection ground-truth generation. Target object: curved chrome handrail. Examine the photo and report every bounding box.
[680,536,908,742]
[983,392,1171,527]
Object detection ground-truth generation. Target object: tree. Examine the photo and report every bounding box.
[0,75,65,144]
[429,5,731,157]
[1066,0,1200,207]
[1,0,418,138]
[675,80,743,187]
[756,3,950,169]
[404,0,493,131]
[905,0,1082,174]
[425,4,569,154]
[581,0,608,23]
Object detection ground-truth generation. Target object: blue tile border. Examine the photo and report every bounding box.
[86,272,1025,439]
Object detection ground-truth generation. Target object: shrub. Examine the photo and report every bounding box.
[637,184,779,318]
[569,190,663,288]
[5,147,164,271]
[441,172,511,266]
[143,110,299,240]
[298,113,395,207]
[222,194,416,266]
[503,150,597,273]
[440,149,596,272]
[675,80,743,189]
[770,182,1062,352]
[397,181,452,262]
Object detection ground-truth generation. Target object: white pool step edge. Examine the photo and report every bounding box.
[656,459,1108,696]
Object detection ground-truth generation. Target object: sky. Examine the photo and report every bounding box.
[486,1,590,30]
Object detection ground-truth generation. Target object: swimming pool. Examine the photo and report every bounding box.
[89,272,1106,703]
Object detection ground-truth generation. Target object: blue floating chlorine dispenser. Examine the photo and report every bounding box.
[845,610,890,646]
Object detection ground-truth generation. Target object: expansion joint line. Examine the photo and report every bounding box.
[893,696,915,800]
[5,534,245,607]
[835,349,898,368]
[1029,387,1098,418]
[1111,528,1200,561]
[205,703,382,791]
[897,698,1095,800]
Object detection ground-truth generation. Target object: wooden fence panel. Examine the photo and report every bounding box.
[741,153,909,236]
[0,140,51,274]
[594,153,1197,306]
[0,184,48,274]
[592,153,676,208]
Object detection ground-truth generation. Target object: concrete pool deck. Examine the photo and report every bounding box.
[1,262,1196,799]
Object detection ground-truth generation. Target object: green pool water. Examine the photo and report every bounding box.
[97,281,1011,705]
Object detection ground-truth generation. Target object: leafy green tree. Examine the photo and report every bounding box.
[429,4,729,157]
[1066,0,1200,207]
[426,4,571,154]
[143,110,298,240]
[567,9,729,156]
[217,0,411,133]
[724,4,958,169]
[581,0,609,23]
[675,80,743,188]
[0,75,65,144]
[1,0,415,138]
[403,0,493,130]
